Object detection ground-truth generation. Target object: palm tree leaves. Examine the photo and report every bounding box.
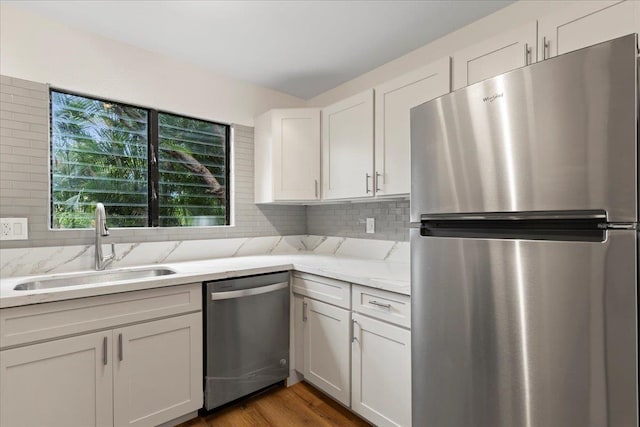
[158,112,228,226]
[51,91,148,228]
[50,91,229,229]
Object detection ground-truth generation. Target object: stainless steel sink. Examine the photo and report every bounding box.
[13,267,176,291]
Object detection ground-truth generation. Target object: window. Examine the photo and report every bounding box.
[50,90,230,229]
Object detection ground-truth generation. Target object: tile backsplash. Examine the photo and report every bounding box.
[0,74,411,249]
[0,75,306,248]
[306,200,410,241]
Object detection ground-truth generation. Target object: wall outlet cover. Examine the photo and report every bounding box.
[0,218,28,240]
[366,217,375,234]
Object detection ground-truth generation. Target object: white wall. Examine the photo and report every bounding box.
[307,0,578,107]
[0,4,305,126]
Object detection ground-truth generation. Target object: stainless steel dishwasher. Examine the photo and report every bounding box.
[203,271,290,410]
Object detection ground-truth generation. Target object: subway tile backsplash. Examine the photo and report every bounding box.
[0,74,410,249]
[0,75,306,248]
[306,200,409,241]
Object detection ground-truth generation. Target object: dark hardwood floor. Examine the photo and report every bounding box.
[179,382,372,427]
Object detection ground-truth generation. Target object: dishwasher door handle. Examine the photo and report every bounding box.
[211,281,289,300]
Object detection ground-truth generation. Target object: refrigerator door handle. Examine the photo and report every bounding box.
[421,210,607,222]
[605,223,638,230]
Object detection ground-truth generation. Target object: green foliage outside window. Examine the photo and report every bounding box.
[50,90,229,229]
[158,113,228,227]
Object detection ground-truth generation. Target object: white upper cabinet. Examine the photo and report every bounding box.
[539,0,640,60]
[452,22,538,90]
[254,108,320,203]
[374,58,450,197]
[322,90,375,200]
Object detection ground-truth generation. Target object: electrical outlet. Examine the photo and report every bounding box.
[0,218,28,240]
[366,217,375,234]
[1,222,10,237]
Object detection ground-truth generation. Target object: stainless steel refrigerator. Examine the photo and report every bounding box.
[410,34,638,427]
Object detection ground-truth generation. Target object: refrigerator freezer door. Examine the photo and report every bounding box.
[410,34,637,223]
[411,229,637,427]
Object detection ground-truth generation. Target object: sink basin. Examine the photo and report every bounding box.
[13,267,177,291]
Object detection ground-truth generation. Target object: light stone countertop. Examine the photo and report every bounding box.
[0,253,410,309]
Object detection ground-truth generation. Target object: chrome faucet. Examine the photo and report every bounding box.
[95,203,116,270]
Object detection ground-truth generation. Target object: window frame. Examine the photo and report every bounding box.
[49,88,231,229]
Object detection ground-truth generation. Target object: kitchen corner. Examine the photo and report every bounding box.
[0,235,410,308]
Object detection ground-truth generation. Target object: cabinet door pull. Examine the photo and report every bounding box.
[314,180,318,198]
[543,36,550,60]
[102,336,108,366]
[302,301,308,322]
[375,172,382,192]
[369,300,392,310]
[365,173,372,193]
[352,318,359,343]
[118,333,123,361]
[524,43,532,65]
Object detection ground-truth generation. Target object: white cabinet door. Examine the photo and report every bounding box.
[452,22,537,90]
[352,313,411,427]
[303,298,351,406]
[293,293,305,374]
[0,331,113,427]
[374,58,450,197]
[322,90,374,200]
[113,313,202,427]
[538,0,639,60]
[273,109,320,201]
[254,108,320,203]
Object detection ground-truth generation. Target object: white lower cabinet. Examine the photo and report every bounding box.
[0,284,203,427]
[0,313,201,427]
[303,297,351,406]
[351,313,412,427]
[292,273,412,426]
[293,294,305,374]
[0,331,114,427]
[113,313,202,427]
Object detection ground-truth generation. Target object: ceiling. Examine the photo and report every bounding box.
[5,1,513,99]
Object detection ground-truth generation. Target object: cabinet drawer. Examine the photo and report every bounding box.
[292,273,350,309]
[352,285,410,328]
[0,283,202,349]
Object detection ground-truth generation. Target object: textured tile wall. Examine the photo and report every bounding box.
[307,200,410,241]
[0,75,306,248]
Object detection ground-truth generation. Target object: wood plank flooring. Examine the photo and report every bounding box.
[179,382,372,427]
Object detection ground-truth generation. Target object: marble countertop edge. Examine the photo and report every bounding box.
[0,254,410,309]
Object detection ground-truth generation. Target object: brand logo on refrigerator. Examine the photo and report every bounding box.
[483,93,504,103]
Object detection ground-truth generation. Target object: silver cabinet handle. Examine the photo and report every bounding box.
[302,301,308,322]
[103,336,108,366]
[314,179,318,198]
[375,172,382,192]
[369,300,392,310]
[118,333,123,361]
[352,318,359,343]
[365,173,372,193]
[543,36,550,60]
[524,43,531,65]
